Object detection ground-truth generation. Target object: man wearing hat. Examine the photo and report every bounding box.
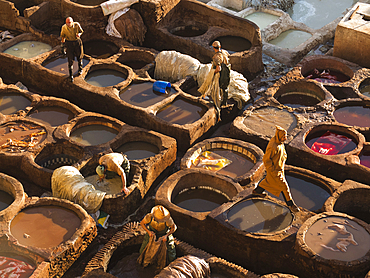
[139,205,177,263]
[96,152,130,195]
[212,40,231,107]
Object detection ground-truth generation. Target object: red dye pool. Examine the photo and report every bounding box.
[0,256,35,278]
[306,131,356,155]
[305,69,349,84]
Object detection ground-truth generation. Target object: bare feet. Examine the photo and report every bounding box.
[121,187,130,195]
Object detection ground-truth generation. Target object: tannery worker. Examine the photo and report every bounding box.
[96,152,130,195]
[60,17,84,82]
[253,126,300,213]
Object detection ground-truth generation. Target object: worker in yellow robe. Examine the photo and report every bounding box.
[253,126,300,212]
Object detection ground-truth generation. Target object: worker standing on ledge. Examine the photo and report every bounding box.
[96,152,130,195]
[60,17,84,82]
[253,126,300,213]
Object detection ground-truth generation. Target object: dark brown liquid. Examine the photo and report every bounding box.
[171,25,207,37]
[71,0,106,5]
[211,36,251,53]
[0,93,32,115]
[157,98,207,125]
[85,69,126,87]
[120,60,149,69]
[0,190,14,211]
[305,216,370,261]
[115,141,159,160]
[278,174,330,211]
[83,40,119,58]
[28,106,74,127]
[334,106,370,127]
[70,124,118,146]
[306,130,356,155]
[108,252,156,278]
[173,187,229,212]
[277,92,321,108]
[119,82,172,108]
[227,199,293,233]
[42,57,89,75]
[10,205,81,249]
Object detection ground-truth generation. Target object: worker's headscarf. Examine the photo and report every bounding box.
[96,165,105,177]
[275,125,287,144]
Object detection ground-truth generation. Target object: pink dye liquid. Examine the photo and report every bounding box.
[306,131,356,155]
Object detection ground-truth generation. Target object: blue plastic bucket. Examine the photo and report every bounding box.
[153,81,171,93]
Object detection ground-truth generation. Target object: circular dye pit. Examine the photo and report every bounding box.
[360,151,370,168]
[0,253,35,278]
[10,205,81,248]
[36,154,79,170]
[278,174,330,211]
[243,12,280,30]
[116,51,155,70]
[304,69,350,84]
[27,106,75,127]
[359,84,370,98]
[69,124,118,146]
[0,121,47,152]
[3,41,52,59]
[85,69,126,87]
[108,252,155,278]
[119,82,173,108]
[243,107,297,137]
[305,130,357,155]
[304,216,370,261]
[227,199,293,233]
[83,40,119,59]
[42,56,89,75]
[173,186,229,212]
[0,190,14,211]
[211,36,251,53]
[190,149,254,179]
[268,30,312,49]
[170,25,208,37]
[276,91,322,108]
[156,98,207,125]
[85,174,122,195]
[0,93,31,115]
[70,0,106,6]
[115,141,159,160]
[334,105,370,127]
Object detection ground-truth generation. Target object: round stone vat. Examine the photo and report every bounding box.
[242,106,298,138]
[181,137,264,186]
[85,66,127,88]
[305,126,359,156]
[21,142,85,189]
[210,36,252,54]
[155,96,208,125]
[273,80,330,108]
[226,198,294,234]
[295,212,370,278]
[169,23,208,37]
[8,197,96,277]
[0,90,32,115]
[268,29,312,49]
[0,251,38,278]
[277,165,337,212]
[2,40,52,59]
[0,120,49,153]
[42,55,89,75]
[119,81,173,108]
[324,180,370,225]
[299,56,354,84]
[69,0,106,6]
[27,105,75,127]
[333,100,370,129]
[65,116,122,146]
[359,77,370,98]
[0,173,25,222]
[83,222,254,278]
[156,169,243,221]
[83,40,119,59]
[243,11,281,30]
[359,145,370,169]
[115,140,160,160]
[116,49,155,70]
